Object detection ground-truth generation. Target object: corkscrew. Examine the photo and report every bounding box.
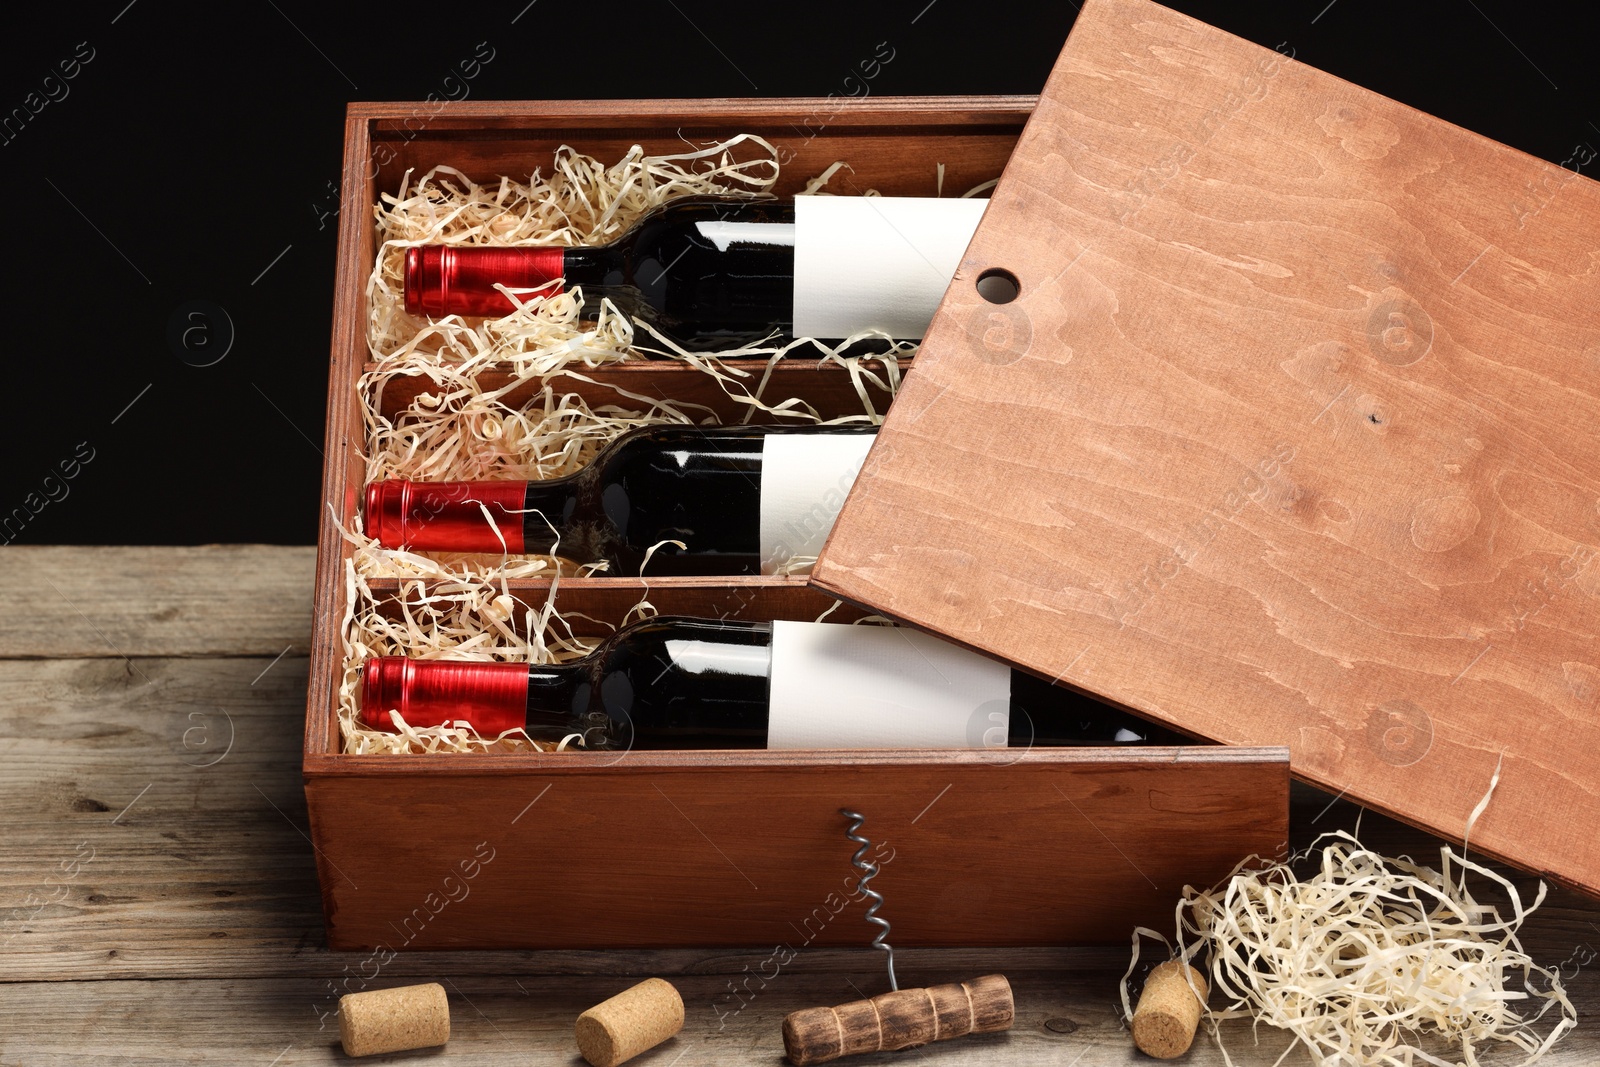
[778,809,1016,1066]
[840,808,897,992]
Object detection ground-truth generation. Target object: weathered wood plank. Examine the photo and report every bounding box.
[0,545,314,659]
[0,653,321,979]
[0,652,1144,979]
[0,973,1127,1066]
[3,653,1595,989]
[307,745,1288,951]
[4,546,1600,1064]
[2,962,1597,1067]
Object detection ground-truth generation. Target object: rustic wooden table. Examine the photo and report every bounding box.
[2,546,1595,1065]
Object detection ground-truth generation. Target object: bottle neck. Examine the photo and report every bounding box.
[578,617,772,750]
[360,656,593,743]
[560,246,617,289]
[366,480,533,554]
[525,662,593,743]
[520,476,584,557]
[360,658,534,737]
[404,245,566,318]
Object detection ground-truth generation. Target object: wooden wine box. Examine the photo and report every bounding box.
[817,0,1600,900]
[304,93,1291,951]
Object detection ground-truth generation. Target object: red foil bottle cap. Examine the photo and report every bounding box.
[404,245,566,317]
[361,657,532,735]
[364,480,528,553]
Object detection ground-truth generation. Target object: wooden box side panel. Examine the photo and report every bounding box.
[306,108,378,763]
[364,96,1035,203]
[305,750,1288,950]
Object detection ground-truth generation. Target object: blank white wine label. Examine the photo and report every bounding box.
[766,621,1011,749]
[759,434,875,573]
[791,196,988,339]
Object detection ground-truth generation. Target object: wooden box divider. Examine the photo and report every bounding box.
[367,358,906,425]
[363,576,860,638]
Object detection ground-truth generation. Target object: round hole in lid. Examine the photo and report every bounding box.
[976,268,1020,304]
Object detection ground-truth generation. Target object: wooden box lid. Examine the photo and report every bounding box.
[814,0,1600,895]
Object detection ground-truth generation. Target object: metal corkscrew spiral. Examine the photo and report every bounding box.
[840,808,897,992]
[782,811,1014,1064]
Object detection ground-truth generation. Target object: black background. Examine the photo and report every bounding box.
[1,1,1593,546]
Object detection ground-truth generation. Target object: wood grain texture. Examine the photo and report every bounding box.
[0,544,312,658]
[2,638,1590,980]
[0,626,1136,981]
[9,549,1600,1067]
[305,105,374,770]
[0,653,324,979]
[3,957,1597,1066]
[0,973,1229,1066]
[783,973,1013,1065]
[363,96,1036,202]
[359,96,1039,125]
[307,748,1287,949]
[814,0,1600,898]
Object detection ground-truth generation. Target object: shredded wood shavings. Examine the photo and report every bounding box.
[335,537,878,756]
[366,137,884,367]
[1121,829,1576,1067]
[340,136,937,754]
[368,138,777,364]
[333,530,600,755]
[359,338,902,486]
[357,138,907,586]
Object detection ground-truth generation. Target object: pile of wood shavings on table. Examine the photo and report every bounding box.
[1122,825,1576,1067]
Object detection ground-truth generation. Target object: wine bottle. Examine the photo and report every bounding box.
[404,195,988,348]
[360,616,1187,750]
[365,424,874,574]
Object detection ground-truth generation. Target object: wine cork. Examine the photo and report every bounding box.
[338,982,450,1057]
[575,977,685,1067]
[1131,960,1208,1059]
[783,974,1013,1066]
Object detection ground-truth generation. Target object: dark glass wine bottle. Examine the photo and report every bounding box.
[360,617,1188,751]
[364,424,875,575]
[403,195,987,348]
